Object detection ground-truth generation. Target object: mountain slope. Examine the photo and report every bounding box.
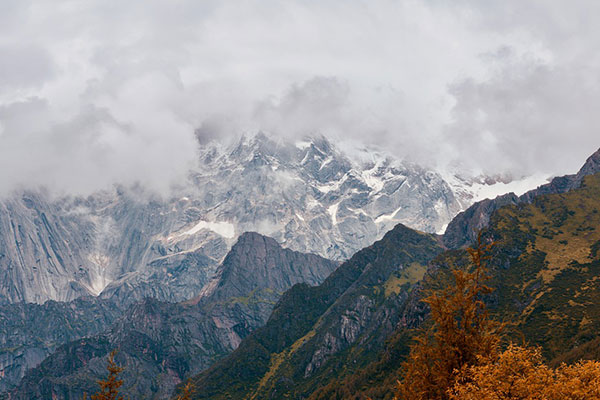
[0,297,122,392]
[186,149,600,400]
[311,171,600,399]
[186,224,444,399]
[443,148,600,248]
[6,232,337,399]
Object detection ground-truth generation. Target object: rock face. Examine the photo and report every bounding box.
[6,232,338,399]
[199,232,339,302]
[0,192,97,304]
[0,133,464,306]
[186,151,600,400]
[0,189,223,306]
[312,171,600,399]
[187,224,445,399]
[0,297,122,392]
[190,134,460,262]
[443,147,600,248]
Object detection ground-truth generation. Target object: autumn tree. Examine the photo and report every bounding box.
[396,233,502,400]
[450,344,600,400]
[174,380,195,400]
[85,350,125,400]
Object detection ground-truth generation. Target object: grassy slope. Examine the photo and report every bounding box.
[187,225,445,399]
[311,173,600,399]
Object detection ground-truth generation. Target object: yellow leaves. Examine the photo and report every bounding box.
[395,233,502,400]
[174,381,195,400]
[555,361,600,399]
[89,350,124,400]
[450,344,600,400]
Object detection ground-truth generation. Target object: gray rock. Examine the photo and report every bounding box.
[7,232,338,399]
[0,297,122,391]
[0,133,463,306]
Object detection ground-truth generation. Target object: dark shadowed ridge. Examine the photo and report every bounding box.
[185,223,445,399]
[6,232,338,400]
[187,232,339,305]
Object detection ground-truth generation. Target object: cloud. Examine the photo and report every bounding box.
[0,44,56,90]
[445,59,600,177]
[0,0,599,196]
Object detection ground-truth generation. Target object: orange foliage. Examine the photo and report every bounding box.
[451,344,600,400]
[396,234,502,400]
[89,350,125,400]
[394,232,600,400]
[175,381,195,400]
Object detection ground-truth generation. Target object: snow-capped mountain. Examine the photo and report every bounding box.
[0,132,530,306]
[187,133,461,257]
[442,171,552,210]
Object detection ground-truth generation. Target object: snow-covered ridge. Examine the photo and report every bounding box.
[0,131,548,305]
[185,132,462,262]
[442,171,551,210]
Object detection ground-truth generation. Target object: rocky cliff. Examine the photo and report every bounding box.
[0,133,467,306]
[186,224,444,399]
[0,297,122,392]
[6,232,337,399]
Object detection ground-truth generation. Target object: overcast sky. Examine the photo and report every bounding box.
[1,0,599,196]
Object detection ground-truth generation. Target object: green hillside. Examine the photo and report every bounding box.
[187,173,600,399]
[312,172,600,399]
[186,224,445,399]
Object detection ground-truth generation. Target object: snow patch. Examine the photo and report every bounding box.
[316,181,340,193]
[328,202,340,225]
[442,172,551,209]
[319,157,333,170]
[184,220,235,239]
[469,174,550,201]
[295,140,312,150]
[300,149,311,165]
[437,223,448,235]
[306,198,320,210]
[375,206,403,224]
[361,165,385,193]
[86,253,112,296]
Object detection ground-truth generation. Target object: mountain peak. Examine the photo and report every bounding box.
[197,231,338,302]
[576,147,600,179]
[230,231,280,251]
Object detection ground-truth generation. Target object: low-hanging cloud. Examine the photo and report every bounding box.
[1,0,599,196]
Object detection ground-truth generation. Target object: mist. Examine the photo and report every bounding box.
[1,0,599,196]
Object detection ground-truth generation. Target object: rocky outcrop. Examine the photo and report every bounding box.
[0,191,96,304]
[6,232,338,399]
[187,223,445,399]
[200,232,339,302]
[0,190,223,307]
[0,297,122,392]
